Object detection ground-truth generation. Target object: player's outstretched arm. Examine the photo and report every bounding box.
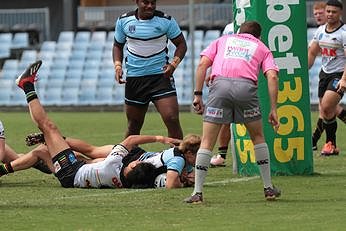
[121,135,181,152]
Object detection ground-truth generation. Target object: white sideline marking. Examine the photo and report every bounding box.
[205,176,259,186]
[0,176,259,205]
[56,176,259,200]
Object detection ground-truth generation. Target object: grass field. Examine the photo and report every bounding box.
[0,111,346,231]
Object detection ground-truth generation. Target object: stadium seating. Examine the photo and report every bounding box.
[11,32,29,48]
[0,29,335,108]
[0,79,13,106]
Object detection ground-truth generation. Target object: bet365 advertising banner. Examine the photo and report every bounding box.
[231,0,313,175]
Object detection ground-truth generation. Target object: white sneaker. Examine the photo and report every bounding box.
[210,154,226,167]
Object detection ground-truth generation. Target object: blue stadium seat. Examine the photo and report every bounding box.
[79,80,97,105]
[2,59,19,71]
[46,78,65,88]
[102,48,112,61]
[54,51,71,61]
[88,41,104,51]
[58,31,75,44]
[0,79,13,106]
[99,68,114,80]
[1,69,18,80]
[95,86,114,105]
[107,31,114,42]
[82,69,99,80]
[38,62,52,77]
[40,41,56,52]
[63,78,81,89]
[307,28,317,42]
[70,50,87,61]
[0,33,12,45]
[38,51,55,62]
[98,76,115,88]
[205,30,221,41]
[87,50,103,61]
[42,86,62,106]
[84,59,101,70]
[0,33,12,58]
[0,45,11,58]
[112,85,125,105]
[100,58,113,69]
[49,69,66,81]
[12,32,29,48]
[10,87,27,106]
[91,31,107,43]
[187,30,204,42]
[21,50,37,62]
[18,60,35,73]
[50,59,69,72]
[72,42,89,51]
[61,87,79,106]
[65,68,83,80]
[55,42,72,52]
[68,60,84,72]
[75,31,91,43]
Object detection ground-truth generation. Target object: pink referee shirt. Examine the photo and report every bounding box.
[201,33,279,83]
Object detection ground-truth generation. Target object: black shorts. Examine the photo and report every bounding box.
[125,74,177,106]
[52,148,85,188]
[318,70,344,98]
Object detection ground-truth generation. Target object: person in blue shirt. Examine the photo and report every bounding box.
[113,0,187,140]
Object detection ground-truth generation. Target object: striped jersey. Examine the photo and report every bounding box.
[138,147,192,175]
[114,10,182,77]
[312,23,346,73]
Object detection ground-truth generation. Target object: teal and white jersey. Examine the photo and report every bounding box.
[0,120,4,139]
[138,147,191,175]
[114,10,182,77]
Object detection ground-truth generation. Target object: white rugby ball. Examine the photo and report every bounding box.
[154,173,167,188]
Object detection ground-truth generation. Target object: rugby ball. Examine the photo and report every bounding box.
[154,173,167,188]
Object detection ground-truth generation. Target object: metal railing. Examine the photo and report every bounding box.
[78,4,233,29]
[0,8,50,40]
[78,2,316,29]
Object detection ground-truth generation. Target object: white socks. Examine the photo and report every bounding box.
[254,143,273,188]
[193,148,213,194]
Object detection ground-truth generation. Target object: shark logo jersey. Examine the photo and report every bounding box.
[0,120,4,139]
[312,23,346,73]
[73,144,128,188]
[114,10,182,77]
[138,147,192,175]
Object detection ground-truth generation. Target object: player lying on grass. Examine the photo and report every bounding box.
[0,60,199,189]
[0,120,52,175]
[23,132,199,188]
[3,60,182,189]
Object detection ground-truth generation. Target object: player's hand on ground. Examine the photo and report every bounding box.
[180,171,195,187]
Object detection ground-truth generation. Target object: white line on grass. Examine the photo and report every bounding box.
[0,176,259,205]
[56,176,259,200]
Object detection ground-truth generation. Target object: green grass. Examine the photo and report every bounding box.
[0,111,345,231]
